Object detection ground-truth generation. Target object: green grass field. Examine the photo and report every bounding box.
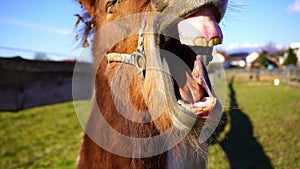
[0,102,82,169]
[1,77,299,169]
[209,77,300,169]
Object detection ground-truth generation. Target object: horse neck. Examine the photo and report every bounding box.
[77,58,170,169]
[87,61,207,168]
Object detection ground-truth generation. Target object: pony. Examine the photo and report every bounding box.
[75,0,228,168]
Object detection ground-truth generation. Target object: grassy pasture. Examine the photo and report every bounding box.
[0,102,82,169]
[1,76,299,169]
[209,76,300,169]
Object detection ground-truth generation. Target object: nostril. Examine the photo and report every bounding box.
[151,0,169,11]
[196,5,222,23]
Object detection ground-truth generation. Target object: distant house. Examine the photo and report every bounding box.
[245,51,280,69]
[227,52,248,68]
[211,51,228,63]
[246,52,260,68]
[208,50,230,68]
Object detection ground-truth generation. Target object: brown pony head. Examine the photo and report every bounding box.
[76,0,228,168]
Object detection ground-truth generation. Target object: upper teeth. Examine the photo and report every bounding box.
[194,38,207,46]
[180,37,221,47]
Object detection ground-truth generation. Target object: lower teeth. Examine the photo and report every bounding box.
[177,97,216,114]
[178,100,193,110]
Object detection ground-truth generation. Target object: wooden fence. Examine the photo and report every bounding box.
[225,67,300,87]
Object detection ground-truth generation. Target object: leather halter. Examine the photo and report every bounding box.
[106,14,147,75]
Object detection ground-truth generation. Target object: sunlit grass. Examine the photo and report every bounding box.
[0,102,82,169]
[232,81,300,168]
[208,78,300,169]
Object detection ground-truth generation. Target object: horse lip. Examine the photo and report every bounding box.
[157,2,227,37]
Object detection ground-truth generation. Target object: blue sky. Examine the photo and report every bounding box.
[0,0,300,61]
[221,0,300,53]
[0,0,82,61]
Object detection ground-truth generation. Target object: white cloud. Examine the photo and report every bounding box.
[224,42,287,53]
[0,17,72,35]
[288,0,300,13]
[226,42,265,51]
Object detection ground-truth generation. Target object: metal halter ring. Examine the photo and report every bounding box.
[131,51,146,73]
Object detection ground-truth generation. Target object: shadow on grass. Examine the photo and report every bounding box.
[220,77,273,169]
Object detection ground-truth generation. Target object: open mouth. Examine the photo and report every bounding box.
[160,5,223,118]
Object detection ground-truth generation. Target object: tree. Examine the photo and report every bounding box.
[258,51,269,68]
[283,48,298,66]
[263,42,278,54]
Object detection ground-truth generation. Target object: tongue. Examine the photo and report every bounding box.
[192,56,205,86]
[177,11,223,46]
[179,56,205,103]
